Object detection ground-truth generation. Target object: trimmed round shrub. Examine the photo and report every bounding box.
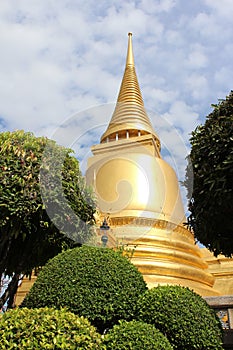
[22,246,147,332]
[0,307,101,349]
[136,285,223,350]
[102,320,173,349]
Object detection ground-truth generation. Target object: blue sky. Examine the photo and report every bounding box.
[0,0,232,209]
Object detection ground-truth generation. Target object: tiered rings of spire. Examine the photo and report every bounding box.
[101,33,159,146]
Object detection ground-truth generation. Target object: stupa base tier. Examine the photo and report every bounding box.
[104,218,220,297]
[143,274,220,297]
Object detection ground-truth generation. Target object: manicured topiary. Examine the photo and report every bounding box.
[102,320,173,350]
[22,245,147,332]
[136,285,223,350]
[0,307,102,349]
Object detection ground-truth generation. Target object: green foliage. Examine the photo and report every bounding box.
[184,91,233,256]
[136,285,223,350]
[0,130,96,277]
[21,245,147,333]
[0,307,102,349]
[102,320,173,350]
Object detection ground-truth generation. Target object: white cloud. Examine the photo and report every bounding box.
[190,12,219,39]
[0,0,232,211]
[186,44,208,69]
[139,0,177,13]
[214,67,233,89]
[165,30,184,46]
[185,74,209,100]
[164,101,199,134]
[204,0,233,21]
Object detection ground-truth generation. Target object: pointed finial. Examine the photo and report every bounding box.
[126,32,134,66]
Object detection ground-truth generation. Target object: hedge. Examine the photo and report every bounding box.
[21,245,147,333]
[0,307,102,349]
[136,285,223,350]
[102,319,173,349]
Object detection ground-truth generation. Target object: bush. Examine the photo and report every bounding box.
[102,320,173,350]
[136,285,223,350]
[21,245,147,332]
[0,307,102,349]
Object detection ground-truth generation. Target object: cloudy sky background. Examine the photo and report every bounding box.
[0,0,232,210]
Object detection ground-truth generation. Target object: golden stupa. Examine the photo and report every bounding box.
[15,33,233,308]
[85,33,219,297]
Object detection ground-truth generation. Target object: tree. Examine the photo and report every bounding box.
[21,245,147,333]
[0,130,96,308]
[136,286,223,350]
[184,91,233,256]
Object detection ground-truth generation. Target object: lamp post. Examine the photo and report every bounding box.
[100,218,110,247]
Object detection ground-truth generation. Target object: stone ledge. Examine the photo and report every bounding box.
[205,296,233,307]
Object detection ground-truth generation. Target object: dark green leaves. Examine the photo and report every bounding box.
[0,130,96,277]
[103,320,173,350]
[136,285,223,350]
[21,245,147,333]
[184,91,233,256]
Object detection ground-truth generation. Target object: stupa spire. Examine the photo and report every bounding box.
[126,32,134,66]
[101,33,159,144]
